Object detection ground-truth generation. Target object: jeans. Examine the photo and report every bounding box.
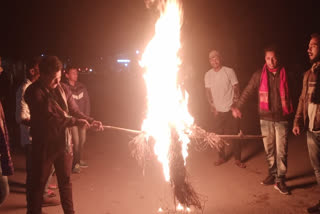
[307,131,320,185]
[213,111,242,161]
[0,160,9,206]
[71,126,87,167]
[260,120,288,182]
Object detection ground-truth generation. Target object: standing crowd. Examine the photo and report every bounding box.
[1,55,103,214]
[0,33,320,213]
[205,33,320,213]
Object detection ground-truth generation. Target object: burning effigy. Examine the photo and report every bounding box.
[103,0,263,213]
[133,0,211,211]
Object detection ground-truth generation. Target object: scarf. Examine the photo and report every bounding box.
[259,64,293,115]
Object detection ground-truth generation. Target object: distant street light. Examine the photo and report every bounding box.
[117,59,131,63]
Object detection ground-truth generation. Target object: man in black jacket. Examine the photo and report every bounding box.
[25,56,103,214]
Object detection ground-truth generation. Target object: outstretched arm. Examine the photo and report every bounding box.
[232,72,260,118]
[236,71,260,109]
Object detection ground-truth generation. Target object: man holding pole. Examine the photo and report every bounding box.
[25,56,103,214]
[232,46,293,195]
[204,50,246,168]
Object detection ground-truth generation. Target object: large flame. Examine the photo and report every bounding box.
[140,0,194,182]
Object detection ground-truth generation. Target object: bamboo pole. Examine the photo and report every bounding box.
[102,125,142,134]
[102,125,264,139]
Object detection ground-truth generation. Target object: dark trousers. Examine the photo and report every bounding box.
[213,111,242,161]
[25,145,32,211]
[26,145,54,211]
[29,150,74,214]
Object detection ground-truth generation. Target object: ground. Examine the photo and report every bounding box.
[1,74,318,213]
[0,130,319,214]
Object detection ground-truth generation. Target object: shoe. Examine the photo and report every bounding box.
[235,160,246,168]
[274,181,290,195]
[72,164,81,174]
[79,160,88,168]
[45,189,56,198]
[307,201,320,213]
[261,174,275,185]
[214,158,226,166]
[42,197,60,207]
[48,184,58,190]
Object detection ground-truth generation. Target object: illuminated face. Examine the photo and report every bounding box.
[43,70,61,89]
[209,51,222,71]
[66,68,78,82]
[265,51,278,70]
[308,37,320,63]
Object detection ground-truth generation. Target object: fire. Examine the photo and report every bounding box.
[140,0,193,181]
[177,203,184,210]
[158,204,191,213]
[177,203,191,212]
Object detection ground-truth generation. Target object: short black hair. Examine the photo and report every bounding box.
[264,45,279,55]
[26,56,42,71]
[311,33,320,45]
[26,57,41,78]
[65,64,78,74]
[264,45,280,60]
[39,56,62,76]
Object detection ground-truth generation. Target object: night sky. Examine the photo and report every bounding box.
[0,0,320,150]
[0,0,319,71]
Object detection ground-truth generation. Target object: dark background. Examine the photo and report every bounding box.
[1,0,320,144]
[1,0,319,65]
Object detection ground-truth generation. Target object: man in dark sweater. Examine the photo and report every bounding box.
[232,46,293,195]
[63,66,91,173]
